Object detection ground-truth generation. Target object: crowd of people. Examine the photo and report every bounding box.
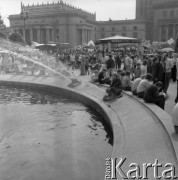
[55,48,178,109]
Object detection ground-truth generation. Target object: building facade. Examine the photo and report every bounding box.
[9,0,178,45]
[9,1,97,46]
[152,0,178,42]
[97,19,146,41]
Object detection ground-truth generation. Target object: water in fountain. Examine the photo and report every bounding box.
[0,39,81,87]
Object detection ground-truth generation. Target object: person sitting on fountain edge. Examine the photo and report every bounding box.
[98,68,111,85]
[103,72,122,101]
[143,81,166,110]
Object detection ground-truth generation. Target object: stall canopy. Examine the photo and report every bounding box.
[96,35,141,44]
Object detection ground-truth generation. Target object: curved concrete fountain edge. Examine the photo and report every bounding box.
[0,74,177,180]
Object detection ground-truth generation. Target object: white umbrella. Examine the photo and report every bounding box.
[161,48,174,52]
[88,40,95,47]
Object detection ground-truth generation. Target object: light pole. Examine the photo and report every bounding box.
[20,2,29,42]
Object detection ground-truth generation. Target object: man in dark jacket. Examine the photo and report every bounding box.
[151,57,159,83]
[143,81,166,110]
[115,53,121,69]
[106,54,115,76]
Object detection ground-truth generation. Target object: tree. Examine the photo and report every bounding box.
[0,15,6,30]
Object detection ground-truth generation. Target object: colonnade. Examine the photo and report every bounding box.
[14,27,92,45]
[79,29,92,44]
[15,28,55,44]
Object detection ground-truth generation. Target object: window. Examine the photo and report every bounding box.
[56,29,59,34]
[101,27,105,31]
[168,24,173,38]
[19,29,23,36]
[56,36,59,41]
[112,26,115,31]
[163,10,167,18]
[111,33,115,36]
[176,24,178,37]
[49,29,52,41]
[133,26,137,31]
[101,33,105,38]
[33,29,37,41]
[170,10,174,17]
[122,26,126,31]
[133,32,138,38]
[161,25,166,41]
[122,33,126,36]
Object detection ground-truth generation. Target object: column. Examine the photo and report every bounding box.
[85,29,88,43]
[173,24,176,39]
[37,29,41,43]
[46,29,50,44]
[108,42,111,52]
[89,30,91,41]
[159,26,161,42]
[30,29,33,42]
[52,29,54,42]
[82,29,85,44]
[165,25,168,41]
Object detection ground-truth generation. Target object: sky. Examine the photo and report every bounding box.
[0,0,136,26]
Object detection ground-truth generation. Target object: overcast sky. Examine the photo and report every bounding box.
[0,0,136,26]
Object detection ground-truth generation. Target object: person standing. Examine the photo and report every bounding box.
[152,57,159,83]
[115,53,121,69]
[163,53,173,95]
[124,54,132,73]
[175,56,178,103]
[141,60,147,76]
[80,55,86,75]
[106,54,115,76]
[171,53,177,82]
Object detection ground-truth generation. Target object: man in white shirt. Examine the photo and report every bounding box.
[137,73,153,98]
